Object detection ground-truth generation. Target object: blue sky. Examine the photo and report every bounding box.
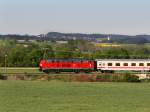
[0,0,150,35]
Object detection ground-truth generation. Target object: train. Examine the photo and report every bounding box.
[39,58,150,73]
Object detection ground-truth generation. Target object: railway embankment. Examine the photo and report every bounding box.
[0,73,145,82]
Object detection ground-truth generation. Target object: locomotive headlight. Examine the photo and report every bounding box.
[40,63,43,67]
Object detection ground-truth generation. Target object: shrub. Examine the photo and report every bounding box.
[0,73,3,80]
[0,73,7,80]
[96,74,113,82]
[139,78,150,83]
[112,74,122,82]
[124,73,140,82]
[96,73,140,82]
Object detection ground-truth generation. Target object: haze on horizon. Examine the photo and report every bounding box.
[0,0,150,35]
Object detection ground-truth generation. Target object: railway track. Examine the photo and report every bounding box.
[1,72,96,75]
[1,71,149,75]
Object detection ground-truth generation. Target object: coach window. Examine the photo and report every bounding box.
[123,63,128,66]
[147,63,150,66]
[103,63,105,66]
[108,63,112,66]
[139,63,144,66]
[131,63,136,66]
[116,63,120,66]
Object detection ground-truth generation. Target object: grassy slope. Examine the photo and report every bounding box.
[0,81,150,112]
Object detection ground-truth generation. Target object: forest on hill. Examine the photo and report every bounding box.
[0,32,150,44]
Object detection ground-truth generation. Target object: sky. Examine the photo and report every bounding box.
[0,0,150,35]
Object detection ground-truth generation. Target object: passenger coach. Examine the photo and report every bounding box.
[96,59,150,72]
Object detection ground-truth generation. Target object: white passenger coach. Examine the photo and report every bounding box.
[96,59,150,71]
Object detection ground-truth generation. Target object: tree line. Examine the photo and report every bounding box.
[0,39,150,67]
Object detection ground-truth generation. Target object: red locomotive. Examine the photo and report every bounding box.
[39,58,95,73]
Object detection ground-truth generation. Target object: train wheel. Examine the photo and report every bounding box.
[85,70,91,73]
[43,70,50,74]
[75,70,80,73]
[55,70,60,74]
[101,70,104,73]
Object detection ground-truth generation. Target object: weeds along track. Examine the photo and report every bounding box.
[0,71,105,81]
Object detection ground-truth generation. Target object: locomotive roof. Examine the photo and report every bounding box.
[95,59,150,61]
[46,58,94,61]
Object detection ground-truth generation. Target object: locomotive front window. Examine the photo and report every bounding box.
[108,63,112,66]
[123,63,128,66]
[147,63,150,66]
[139,63,144,66]
[131,63,136,66]
[116,63,120,66]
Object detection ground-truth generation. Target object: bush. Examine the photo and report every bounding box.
[139,78,150,83]
[124,73,140,82]
[0,73,7,80]
[96,74,118,82]
[96,73,140,82]
[0,73,3,80]
[112,74,122,82]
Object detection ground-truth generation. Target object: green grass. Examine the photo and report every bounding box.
[0,81,150,112]
[0,67,42,74]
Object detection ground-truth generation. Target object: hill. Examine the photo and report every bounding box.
[0,32,150,44]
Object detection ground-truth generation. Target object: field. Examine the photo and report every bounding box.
[94,43,122,47]
[94,43,138,48]
[0,67,43,74]
[0,81,150,112]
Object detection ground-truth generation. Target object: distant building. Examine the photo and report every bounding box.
[56,41,68,44]
[28,40,36,42]
[17,40,26,42]
[107,36,110,41]
[37,34,46,38]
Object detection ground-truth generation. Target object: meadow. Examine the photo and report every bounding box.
[0,81,150,112]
